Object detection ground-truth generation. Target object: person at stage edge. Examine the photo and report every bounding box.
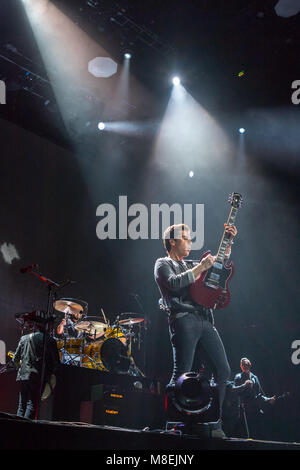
[13,321,60,420]
[229,357,276,439]
[154,222,237,438]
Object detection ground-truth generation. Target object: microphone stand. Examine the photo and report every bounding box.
[131,293,149,377]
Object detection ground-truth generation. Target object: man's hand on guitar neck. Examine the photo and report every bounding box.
[225,224,238,240]
[224,224,238,259]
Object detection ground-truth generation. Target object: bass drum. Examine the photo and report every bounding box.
[83,338,130,373]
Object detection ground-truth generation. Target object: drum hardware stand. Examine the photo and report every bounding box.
[80,328,102,370]
[130,293,148,376]
[88,329,100,369]
[126,326,145,377]
[79,331,88,367]
[60,313,81,367]
[128,356,145,377]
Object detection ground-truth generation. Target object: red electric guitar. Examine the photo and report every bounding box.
[189,192,243,309]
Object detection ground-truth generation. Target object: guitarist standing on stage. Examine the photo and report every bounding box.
[154,222,237,437]
[229,357,276,439]
[13,321,59,420]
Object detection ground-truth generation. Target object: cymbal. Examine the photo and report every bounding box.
[74,316,107,335]
[54,299,84,315]
[118,318,144,326]
[120,312,141,317]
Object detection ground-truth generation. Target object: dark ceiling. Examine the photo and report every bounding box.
[0,0,299,147]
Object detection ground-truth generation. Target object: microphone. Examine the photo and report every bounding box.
[57,279,76,290]
[20,264,38,274]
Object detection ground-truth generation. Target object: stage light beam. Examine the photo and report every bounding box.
[172,76,181,86]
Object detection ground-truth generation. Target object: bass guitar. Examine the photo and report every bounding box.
[189,192,242,309]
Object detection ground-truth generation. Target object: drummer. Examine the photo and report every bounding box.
[56,310,83,339]
[56,311,106,343]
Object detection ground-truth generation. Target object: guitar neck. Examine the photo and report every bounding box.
[216,206,239,263]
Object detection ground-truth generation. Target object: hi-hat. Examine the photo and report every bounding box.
[118,318,144,326]
[120,312,140,316]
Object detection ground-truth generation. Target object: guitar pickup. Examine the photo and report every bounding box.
[213,262,223,270]
[205,281,219,290]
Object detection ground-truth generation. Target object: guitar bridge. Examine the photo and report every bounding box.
[205,281,219,290]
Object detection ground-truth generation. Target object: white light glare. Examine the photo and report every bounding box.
[88,57,118,78]
[189,171,194,178]
[239,127,246,134]
[124,52,132,59]
[172,76,181,86]
[98,122,105,130]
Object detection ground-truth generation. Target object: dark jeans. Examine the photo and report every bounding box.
[17,377,40,419]
[168,311,231,419]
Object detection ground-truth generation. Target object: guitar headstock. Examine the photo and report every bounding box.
[228,192,243,209]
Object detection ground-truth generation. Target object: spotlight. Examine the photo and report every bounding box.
[124,52,132,59]
[165,372,220,430]
[172,76,180,86]
[239,127,245,134]
[98,122,105,130]
[189,171,194,178]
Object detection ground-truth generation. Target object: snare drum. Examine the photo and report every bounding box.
[64,337,84,354]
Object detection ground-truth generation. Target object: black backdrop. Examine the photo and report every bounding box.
[0,116,299,441]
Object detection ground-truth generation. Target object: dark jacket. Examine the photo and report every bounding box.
[154,256,200,314]
[231,371,270,413]
[13,331,59,382]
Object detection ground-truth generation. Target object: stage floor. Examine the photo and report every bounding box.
[1,412,300,452]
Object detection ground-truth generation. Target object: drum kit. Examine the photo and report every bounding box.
[53,298,145,376]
